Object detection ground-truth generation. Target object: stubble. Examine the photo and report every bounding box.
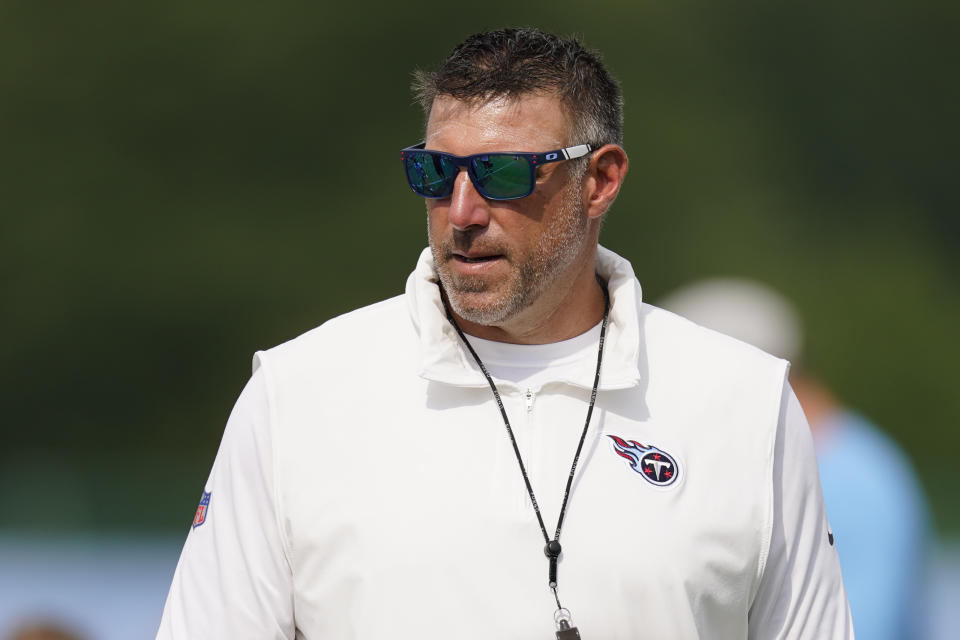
[429,176,589,327]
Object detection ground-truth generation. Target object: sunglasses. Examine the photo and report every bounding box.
[401,142,594,201]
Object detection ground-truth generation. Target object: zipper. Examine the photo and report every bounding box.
[523,387,536,510]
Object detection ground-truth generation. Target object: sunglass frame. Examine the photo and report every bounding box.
[400,142,593,201]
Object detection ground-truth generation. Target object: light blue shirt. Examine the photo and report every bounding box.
[816,411,930,640]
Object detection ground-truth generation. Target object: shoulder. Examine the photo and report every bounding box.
[633,302,790,486]
[819,411,927,511]
[253,293,414,379]
[824,412,914,468]
[640,301,789,380]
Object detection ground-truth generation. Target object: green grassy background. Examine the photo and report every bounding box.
[1,1,956,536]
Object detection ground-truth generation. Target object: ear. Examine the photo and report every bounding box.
[583,144,629,221]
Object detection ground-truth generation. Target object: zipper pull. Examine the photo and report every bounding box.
[525,388,534,413]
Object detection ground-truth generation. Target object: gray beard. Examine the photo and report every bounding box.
[429,181,588,327]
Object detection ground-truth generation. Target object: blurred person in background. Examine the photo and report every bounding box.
[660,278,931,640]
[4,620,88,640]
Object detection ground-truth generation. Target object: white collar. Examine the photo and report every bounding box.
[405,245,643,390]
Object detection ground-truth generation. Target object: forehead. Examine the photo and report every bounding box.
[425,93,571,154]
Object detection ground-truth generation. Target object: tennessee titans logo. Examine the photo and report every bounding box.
[193,490,211,529]
[608,435,680,487]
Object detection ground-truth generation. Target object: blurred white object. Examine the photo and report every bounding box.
[658,277,803,362]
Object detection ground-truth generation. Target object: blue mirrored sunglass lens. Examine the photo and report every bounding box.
[471,155,532,198]
[405,152,456,197]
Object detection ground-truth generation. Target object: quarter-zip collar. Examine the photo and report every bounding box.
[407,245,643,390]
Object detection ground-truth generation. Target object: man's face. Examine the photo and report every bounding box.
[425,94,591,327]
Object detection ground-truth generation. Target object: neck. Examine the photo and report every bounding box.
[447,253,607,345]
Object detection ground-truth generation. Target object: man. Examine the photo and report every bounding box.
[156,28,853,638]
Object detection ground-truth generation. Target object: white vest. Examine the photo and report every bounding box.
[157,246,852,639]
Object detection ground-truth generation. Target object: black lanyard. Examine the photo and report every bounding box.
[443,283,609,635]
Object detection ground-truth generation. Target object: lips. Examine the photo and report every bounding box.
[438,239,508,274]
[446,250,508,276]
[454,254,503,263]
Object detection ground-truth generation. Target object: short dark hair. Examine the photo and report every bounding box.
[412,27,623,147]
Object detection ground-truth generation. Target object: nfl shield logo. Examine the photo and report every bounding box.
[193,490,211,529]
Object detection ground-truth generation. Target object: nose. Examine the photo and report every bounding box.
[446,169,491,231]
